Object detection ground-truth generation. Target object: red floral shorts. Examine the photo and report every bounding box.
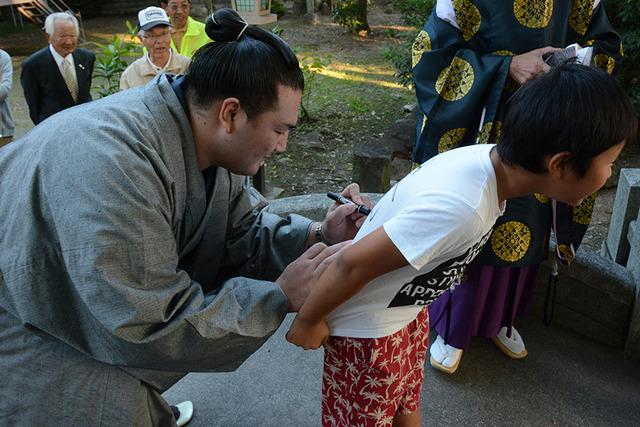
[322,308,430,426]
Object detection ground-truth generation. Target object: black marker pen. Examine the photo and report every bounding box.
[327,192,371,216]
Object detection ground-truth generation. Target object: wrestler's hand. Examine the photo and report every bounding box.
[509,46,562,85]
[286,316,329,350]
[276,241,349,312]
[322,183,373,244]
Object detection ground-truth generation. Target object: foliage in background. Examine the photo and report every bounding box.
[607,0,640,116]
[383,0,433,88]
[92,21,140,97]
[392,0,434,27]
[332,0,370,34]
[271,0,287,18]
[297,54,332,122]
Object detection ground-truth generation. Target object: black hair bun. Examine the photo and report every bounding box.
[205,8,249,42]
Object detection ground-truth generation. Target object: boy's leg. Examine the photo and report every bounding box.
[393,408,421,427]
[321,308,430,427]
[394,308,429,426]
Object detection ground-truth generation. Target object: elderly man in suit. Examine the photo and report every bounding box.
[21,12,95,125]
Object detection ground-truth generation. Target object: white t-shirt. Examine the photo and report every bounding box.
[327,144,505,338]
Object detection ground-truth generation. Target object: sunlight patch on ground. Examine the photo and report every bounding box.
[318,62,409,90]
[319,68,408,89]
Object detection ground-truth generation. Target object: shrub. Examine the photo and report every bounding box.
[384,0,433,88]
[332,0,370,33]
[92,21,140,97]
[392,0,434,27]
[607,0,640,115]
[271,0,287,18]
[298,54,332,122]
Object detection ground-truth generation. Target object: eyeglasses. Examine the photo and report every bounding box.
[142,32,171,41]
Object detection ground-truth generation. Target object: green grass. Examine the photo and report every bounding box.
[268,47,416,197]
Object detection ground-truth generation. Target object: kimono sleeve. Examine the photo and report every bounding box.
[412,6,511,163]
[220,176,313,282]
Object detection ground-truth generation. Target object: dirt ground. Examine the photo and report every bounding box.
[2,3,639,252]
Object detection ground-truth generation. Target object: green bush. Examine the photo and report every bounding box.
[333,0,370,33]
[392,0,434,27]
[384,0,433,88]
[92,21,140,97]
[607,0,640,115]
[271,0,287,18]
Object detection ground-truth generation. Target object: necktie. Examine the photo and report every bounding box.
[61,58,78,102]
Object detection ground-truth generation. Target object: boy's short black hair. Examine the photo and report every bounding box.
[497,63,637,176]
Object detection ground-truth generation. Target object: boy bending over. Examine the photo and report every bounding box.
[287,63,637,427]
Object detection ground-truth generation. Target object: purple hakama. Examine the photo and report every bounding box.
[428,264,540,350]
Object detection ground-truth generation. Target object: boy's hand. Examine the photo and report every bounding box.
[276,241,349,312]
[286,316,329,350]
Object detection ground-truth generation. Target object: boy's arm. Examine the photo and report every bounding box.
[286,226,409,349]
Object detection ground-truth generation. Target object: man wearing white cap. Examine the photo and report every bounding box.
[120,6,190,91]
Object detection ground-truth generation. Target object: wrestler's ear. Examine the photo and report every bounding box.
[218,97,241,133]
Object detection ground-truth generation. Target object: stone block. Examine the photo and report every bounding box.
[352,143,392,193]
[625,219,640,359]
[382,110,417,161]
[602,168,640,265]
[532,246,635,349]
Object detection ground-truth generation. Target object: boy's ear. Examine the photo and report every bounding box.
[218,97,242,134]
[546,152,573,178]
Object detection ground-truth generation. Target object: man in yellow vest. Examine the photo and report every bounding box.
[161,0,211,58]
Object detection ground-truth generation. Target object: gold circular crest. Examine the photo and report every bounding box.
[435,57,475,101]
[491,221,532,262]
[453,0,482,41]
[569,0,594,36]
[534,193,549,203]
[573,193,596,225]
[558,244,575,264]
[513,0,553,29]
[412,30,432,68]
[494,121,503,142]
[438,128,467,153]
[594,54,615,74]
[478,121,493,144]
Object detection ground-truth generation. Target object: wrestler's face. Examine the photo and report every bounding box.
[227,85,301,176]
[190,85,301,176]
[48,19,78,57]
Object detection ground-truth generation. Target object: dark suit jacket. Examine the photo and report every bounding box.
[20,46,95,125]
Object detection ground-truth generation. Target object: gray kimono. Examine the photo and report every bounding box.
[0,76,312,425]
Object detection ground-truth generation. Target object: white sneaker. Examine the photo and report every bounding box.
[173,401,194,427]
[429,334,463,374]
[492,326,528,359]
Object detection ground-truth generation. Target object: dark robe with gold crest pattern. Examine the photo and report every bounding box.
[412,0,622,349]
[413,0,621,267]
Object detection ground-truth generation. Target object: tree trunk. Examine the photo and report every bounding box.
[355,0,370,32]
